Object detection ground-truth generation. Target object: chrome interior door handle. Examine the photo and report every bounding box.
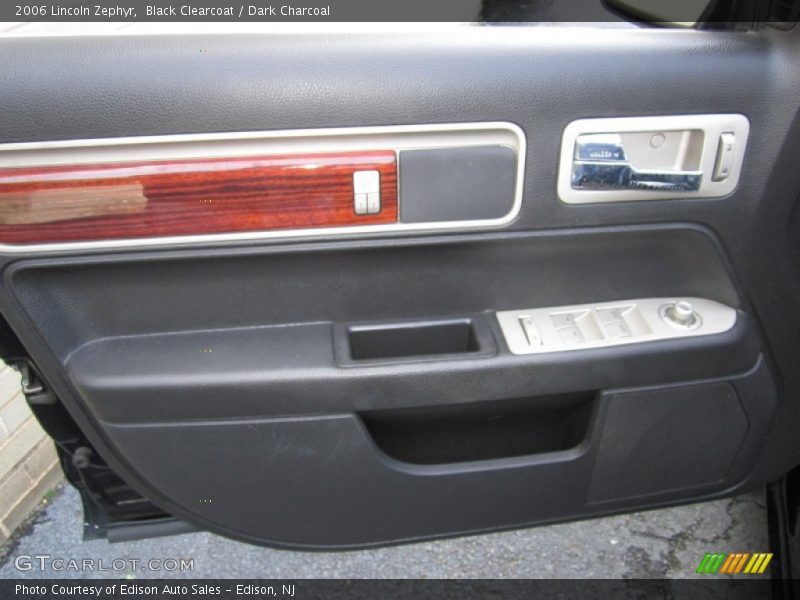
[571,133,702,192]
[558,115,749,204]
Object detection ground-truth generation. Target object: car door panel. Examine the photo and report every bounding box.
[0,26,799,548]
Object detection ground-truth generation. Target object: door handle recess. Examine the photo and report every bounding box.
[571,133,701,192]
[558,115,749,204]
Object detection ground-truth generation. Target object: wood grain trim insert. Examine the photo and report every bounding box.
[0,150,398,245]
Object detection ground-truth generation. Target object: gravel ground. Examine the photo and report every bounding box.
[0,483,769,579]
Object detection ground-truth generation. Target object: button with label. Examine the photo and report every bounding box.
[603,320,632,339]
[353,170,381,216]
[551,312,577,329]
[595,308,624,324]
[558,326,585,345]
[354,193,369,215]
[366,192,381,215]
[712,132,736,182]
[353,170,380,194]
[519,316,542,346]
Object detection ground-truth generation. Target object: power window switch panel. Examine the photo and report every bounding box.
[497,297,736,355]
[558,326,585,345]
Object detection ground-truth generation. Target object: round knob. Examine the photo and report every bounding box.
[659,300,701,329]
[668,300,695,324]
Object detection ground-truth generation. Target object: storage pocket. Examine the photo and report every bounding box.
[360,392,597,465]
[347,318,481,361]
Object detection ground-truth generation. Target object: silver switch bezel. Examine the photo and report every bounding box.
[497,297,736,355]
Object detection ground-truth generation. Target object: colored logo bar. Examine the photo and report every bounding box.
[696,552,773,574]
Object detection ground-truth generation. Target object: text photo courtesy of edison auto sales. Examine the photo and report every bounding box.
[16,584,296,597]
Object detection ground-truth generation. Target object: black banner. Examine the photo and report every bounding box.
[0,579,779,600]
[0,0,789,24]
[4,0,485,22]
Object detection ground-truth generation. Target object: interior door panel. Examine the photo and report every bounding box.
[0,25,799,548]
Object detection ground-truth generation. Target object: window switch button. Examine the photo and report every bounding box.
[595,308,624,324]
[551,313,577,329]
[603,320,632,339]
[558,326,585,345]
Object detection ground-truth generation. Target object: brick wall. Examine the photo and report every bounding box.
[0,364,62,543]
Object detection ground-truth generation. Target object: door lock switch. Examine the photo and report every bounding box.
[518,316,542,346]
[353,170,381,215]
[712,132,736,182]
[354,193,369,215]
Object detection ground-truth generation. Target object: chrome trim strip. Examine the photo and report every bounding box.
[0,122,525,253]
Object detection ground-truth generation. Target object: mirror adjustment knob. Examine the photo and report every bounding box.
[661,300,701,329]
[668,300,695,324]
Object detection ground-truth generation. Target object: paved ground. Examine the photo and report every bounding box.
[0,483,769,579]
